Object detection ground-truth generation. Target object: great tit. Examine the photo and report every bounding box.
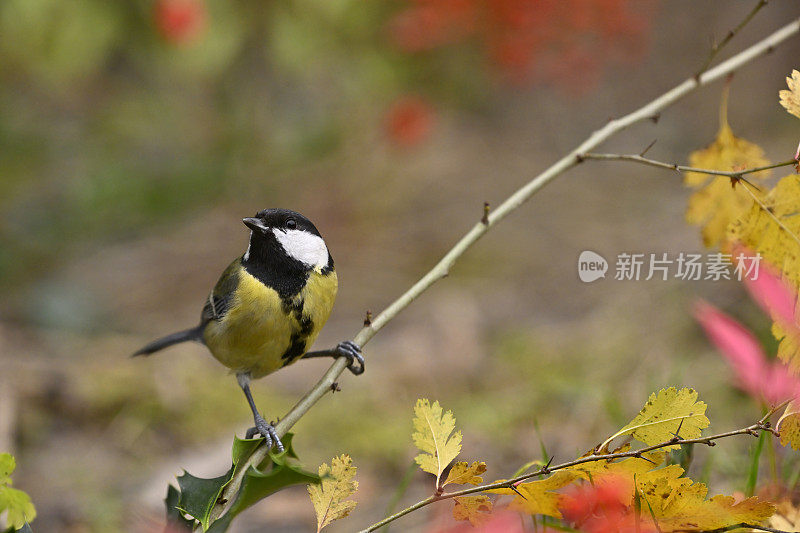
[133,208,364,451]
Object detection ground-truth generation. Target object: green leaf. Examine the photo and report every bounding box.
[176,467,233,530]
[165,484,196,531]
[208,447,320,532]
[0,454,14,486]
[0,486,36,529]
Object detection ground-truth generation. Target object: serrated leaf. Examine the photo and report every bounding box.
[0,454,14,486]
[176,467,233,530]
[0,486,36,529]
[684,87,769,247]
[452,495,492,526]
[489,471,575,518]
[566,452,667,507]
[208,447,320,532]
[165,484,196,531]
[780,69,800,120]
[0,454,35,530]
[308,455,358,532]
[684,86,770,248]
[412,399,462,488]
[777,400,800,450]
[601,387,709,451]
[443,461,486,487]
[729,175,800,370]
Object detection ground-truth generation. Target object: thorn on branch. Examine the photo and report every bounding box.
[481,202,490,225]
[330,382,341,393]
[363,310,372,327]
[509,485,526,499]
[650,113,661,123]
[541,455,554,475]
[640,139,657,157]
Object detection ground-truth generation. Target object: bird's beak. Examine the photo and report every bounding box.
[243,217,268,233]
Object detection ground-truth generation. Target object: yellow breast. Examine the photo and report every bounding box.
[203,267,338,378]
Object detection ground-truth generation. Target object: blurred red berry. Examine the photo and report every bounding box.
[154,0,208,46]
[385,96,435,147]
[388,0,655,89]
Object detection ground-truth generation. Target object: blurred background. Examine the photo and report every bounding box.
[1,1,799,531]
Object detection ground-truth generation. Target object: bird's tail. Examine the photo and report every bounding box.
[132,326,203,357]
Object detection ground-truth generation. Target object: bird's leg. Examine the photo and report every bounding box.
[236,373,284,453]
[302,341,364,375]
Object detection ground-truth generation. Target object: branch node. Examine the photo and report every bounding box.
[363,310,373,327]
[481,202,490,225]
[575,153,585,163]
[650,112,661,123]
[330,382,341,393]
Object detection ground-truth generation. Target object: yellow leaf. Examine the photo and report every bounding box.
[633,465,774,531]
[777,399,800,449]
[780,69,800,120]
[767,497,800,531]
[489,471,575,518]
[601,387,709,451]
[307,455,358,533]
[729,175,800,369]
[685,87,770,247]
[452,495,492,526]
[443,461,486,487]
[412,399,462,488]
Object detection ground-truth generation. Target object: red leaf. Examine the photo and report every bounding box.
[693,300,767,398]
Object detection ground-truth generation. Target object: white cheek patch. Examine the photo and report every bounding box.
[243,231,253,261]
[272,228,329,269]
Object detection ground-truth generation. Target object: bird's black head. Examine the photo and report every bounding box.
[243,208,322,238]
[241,209,333,294]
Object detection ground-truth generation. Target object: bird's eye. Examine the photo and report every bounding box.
[286,218,297,229]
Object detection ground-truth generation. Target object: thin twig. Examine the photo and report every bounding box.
[694,0,770,79]
[578,153,800,248]
[578,153,796,180]
[207,16,800,524]
[359,413,785,532]
[679,523,791,533]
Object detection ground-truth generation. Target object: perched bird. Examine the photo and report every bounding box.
[133,208,363,451]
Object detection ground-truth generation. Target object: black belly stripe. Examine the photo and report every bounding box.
[281,311,315,364]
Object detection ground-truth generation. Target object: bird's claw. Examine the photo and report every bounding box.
[336,341,364,375]
[246,414,284,453]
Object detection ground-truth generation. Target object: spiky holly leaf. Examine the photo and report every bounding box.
[412,399,462,488]
[452,495,492,526]
[0,454,35,530]
[729,175,800,370]
[308,455,358,532]
[684,87,770,247]
[176,467,233,529]
[208,442,320,533]
[489,471,575,518]
[601,387,709,451]
[780,70,800,120]
[443,461,486,487]
[165,484,196,530]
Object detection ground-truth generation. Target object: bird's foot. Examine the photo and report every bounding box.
[335,341,364,375]
[245,414,284,453]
